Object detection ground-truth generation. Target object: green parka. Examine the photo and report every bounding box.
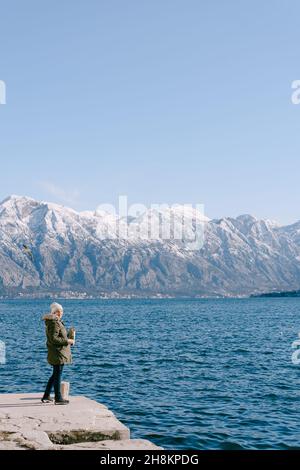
[43,313,72,366]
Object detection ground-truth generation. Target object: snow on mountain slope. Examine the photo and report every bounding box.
[0,195,299,296]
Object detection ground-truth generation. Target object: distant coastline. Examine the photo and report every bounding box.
[0,289,266,301]
[1,286,299,301]
[0,287,250,300]
[250,290,300,298]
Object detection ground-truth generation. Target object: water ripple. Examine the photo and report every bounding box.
[0,297,299,449]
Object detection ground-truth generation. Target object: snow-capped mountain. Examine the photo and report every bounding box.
[0,195,300,296]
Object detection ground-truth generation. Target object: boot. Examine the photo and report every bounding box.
[55,399,69,405]
[41,395,53,403]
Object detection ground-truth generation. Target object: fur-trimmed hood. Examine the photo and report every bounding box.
[42,313,59,322]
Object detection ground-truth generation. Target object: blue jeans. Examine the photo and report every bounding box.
[44,365,64,400]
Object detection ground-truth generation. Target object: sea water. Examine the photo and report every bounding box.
[0,297,299,450]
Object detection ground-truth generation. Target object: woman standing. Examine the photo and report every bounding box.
[41,302,75,405]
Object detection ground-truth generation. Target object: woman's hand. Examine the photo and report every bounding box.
[68,339,75,346]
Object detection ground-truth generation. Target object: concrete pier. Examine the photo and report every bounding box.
[0,393,162,450]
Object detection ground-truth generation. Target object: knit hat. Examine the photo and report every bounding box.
[50,302,64,315]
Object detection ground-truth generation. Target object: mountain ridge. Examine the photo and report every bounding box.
[0,195,299,297]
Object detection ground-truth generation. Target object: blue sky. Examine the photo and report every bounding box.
[0,0,299,224]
